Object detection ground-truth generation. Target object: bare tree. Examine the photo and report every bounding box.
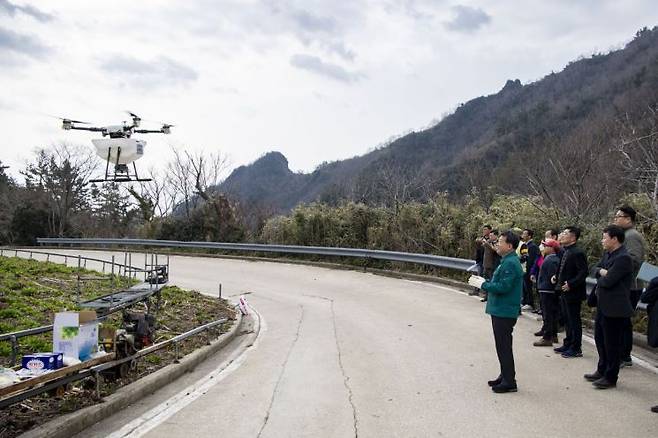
[185,149,238,239]
[127,167,177,221]
[525,119,619,224]
[166,147,197,218]
[614,106,658,220]
[354,158,428,211]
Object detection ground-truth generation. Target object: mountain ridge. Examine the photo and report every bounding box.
[220,27,658,212]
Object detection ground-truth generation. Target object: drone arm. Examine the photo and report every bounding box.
[134,129,168,134]
[69,126,106,133]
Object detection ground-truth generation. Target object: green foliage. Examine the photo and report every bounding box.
[9,204,50,245]
[260,193,658,267]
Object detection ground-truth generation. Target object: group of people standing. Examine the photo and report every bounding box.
[467,206,658,414]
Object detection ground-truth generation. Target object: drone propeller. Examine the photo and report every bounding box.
[64,118,91,124]
[45,114,92,124]
[125,110,141,127]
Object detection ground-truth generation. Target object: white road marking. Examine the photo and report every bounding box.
[106,306,265,438]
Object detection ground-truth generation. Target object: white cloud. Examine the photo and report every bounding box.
[99,55,199,89]
[290,54,362,82]
[0,0,53,22]
[0,25,51,60]
[444,5,491,33]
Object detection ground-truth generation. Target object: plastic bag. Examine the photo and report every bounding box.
[0,368,20,388]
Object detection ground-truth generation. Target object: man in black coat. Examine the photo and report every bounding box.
[640,277,658,411]
[553,226,589,358]
[584,225,634,388]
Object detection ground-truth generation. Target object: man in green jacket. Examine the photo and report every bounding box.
[470,230,524,393]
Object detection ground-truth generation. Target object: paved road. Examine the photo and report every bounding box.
[22,250,658,437]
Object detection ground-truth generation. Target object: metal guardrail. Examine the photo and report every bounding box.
[37,237,476,271]
[0,317,229,409]
[36,238,658,302]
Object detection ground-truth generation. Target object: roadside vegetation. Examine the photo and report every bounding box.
[0,256,235,438]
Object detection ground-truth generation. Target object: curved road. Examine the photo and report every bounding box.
[25,250,658,437]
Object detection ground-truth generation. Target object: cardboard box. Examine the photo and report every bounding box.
[21,352,63,371]
[53,311,99,361]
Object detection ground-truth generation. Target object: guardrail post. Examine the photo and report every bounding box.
[205,327,211,345]
[29,251,33,259]
[219,283,222,299]
[10,335,18,366]
[77,256,82,304]
[173,342,180,364]
[46,253,50,262]
[92,370,103,399]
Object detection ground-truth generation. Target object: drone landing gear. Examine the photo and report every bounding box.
[89,146,152,184]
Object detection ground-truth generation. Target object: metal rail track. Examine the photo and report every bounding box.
[0,317,229,409]
[0,247,168,364]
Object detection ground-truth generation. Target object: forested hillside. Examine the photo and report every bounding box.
[221,27,658,218]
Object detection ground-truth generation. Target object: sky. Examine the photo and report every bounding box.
[1,0,658,182]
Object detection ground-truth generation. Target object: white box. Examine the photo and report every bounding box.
[53,311,98,361]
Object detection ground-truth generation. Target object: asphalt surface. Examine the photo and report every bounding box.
[23,250,658,437]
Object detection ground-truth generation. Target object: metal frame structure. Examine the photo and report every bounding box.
[0,317,228,409]
[0,248,169,365]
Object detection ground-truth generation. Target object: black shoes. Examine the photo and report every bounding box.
[651,405,658,413]
[620,358,633,368]
[592,377,616,389]
[554,345,569,353]
[561,349,583,358]
[534,330,544,337]
[584,371,603,382]
[492,382,518,393]
[487,376,502,387]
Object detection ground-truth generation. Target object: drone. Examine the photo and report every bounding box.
[60,112,173,183]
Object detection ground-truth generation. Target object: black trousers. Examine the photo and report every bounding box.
[492,316,517,384]
[560,297,582,351]
[522,274,535,307]
[540,292,559,339]
[621,288,641,360]
[595,311,625,383]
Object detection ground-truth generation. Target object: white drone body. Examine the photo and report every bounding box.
[91,138,146,165]
[59,112,172,183]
